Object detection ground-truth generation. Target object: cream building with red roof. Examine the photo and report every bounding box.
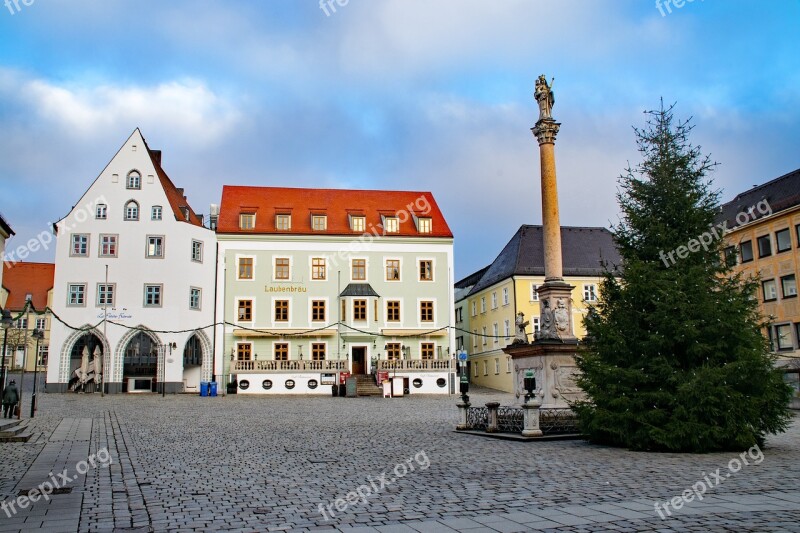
[214,185,456,395]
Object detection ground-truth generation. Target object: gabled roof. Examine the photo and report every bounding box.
[339,283,380,298]
[717,167,800,228]
[0,213,13,238]
[140,134,204,227]
[1,262,54,311]
[467,225,621,296]
[217,186,453,238]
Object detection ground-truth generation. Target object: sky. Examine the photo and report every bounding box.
[0,0,798,279]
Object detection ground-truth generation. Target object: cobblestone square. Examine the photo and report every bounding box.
[1,384,799,532]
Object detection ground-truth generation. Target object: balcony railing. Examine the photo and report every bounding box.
[377,359,452,371]
[233,360,347,372]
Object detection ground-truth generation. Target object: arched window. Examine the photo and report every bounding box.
[125,200,139,221]
[126,171,141,189]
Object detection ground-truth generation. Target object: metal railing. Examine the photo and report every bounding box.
[497,406,524,433]
[539,408,581,435]
[377,359,452,371]
[232,360,348,372]
[466,406,488,430]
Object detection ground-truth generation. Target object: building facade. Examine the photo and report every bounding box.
[462,225,620,392]
[1,262,54,372]
[214,186,456,395]
[46,129,216,393]
[718,168,800,402]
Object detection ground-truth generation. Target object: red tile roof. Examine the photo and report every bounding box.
[2,262,54,311]
[217,186,453,238]
[140,134,204,227]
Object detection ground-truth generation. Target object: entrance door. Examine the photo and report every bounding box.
[352,347,366,375]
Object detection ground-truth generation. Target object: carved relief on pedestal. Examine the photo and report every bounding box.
[554,298,570,334]
[514,360,543,399]
[549,361,583,402]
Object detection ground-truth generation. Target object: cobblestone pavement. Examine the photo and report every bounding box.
[1,385,799,532]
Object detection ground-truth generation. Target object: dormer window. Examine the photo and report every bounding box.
[312,215,327,231]
[126,171,141,190]
[276,214,291,231]
[351,216,366,233]
[417,217,432,234]
[239,213,255,230]
[384,217,399,233]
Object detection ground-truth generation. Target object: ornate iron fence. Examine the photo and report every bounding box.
[466,407,488,430]
[540,408,580,435]
[497,406,524,433]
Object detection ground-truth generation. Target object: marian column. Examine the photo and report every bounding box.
[531,75,576,343]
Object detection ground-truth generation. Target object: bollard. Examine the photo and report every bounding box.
[485,402,500,433]
[522,394,543,437]
[456,399,471,430]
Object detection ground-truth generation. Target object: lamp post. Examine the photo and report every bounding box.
[0,309,13,400]
[30,328,44,417]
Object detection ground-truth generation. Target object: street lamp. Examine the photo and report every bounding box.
[30,328,44,417]
[0,309,13,400]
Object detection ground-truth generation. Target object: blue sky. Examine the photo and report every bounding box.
[0,0,798,278]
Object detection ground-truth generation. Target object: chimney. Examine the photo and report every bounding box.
[150,150,162,167]
[209,203,219,231]
[176,188,184,197]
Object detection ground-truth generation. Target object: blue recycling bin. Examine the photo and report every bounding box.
[209,382,218,397]
[200,382,209,397]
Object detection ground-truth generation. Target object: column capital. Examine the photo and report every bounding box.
[532,119,561,145]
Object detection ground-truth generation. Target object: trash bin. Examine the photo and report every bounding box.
[209,382,218,397]
[200,382,209,397]
[227,381,238,394]
[332,384,338,397]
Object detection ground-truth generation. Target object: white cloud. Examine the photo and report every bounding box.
[10,73,242,145]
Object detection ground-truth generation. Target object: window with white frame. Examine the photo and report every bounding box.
[126,171,141,189]
[384,217,399,233]
[474,363,478,377]
[144,284,162,307]
[190,287,201,310]
[533,317,540,333]
[502,287,509,305]
[473,330,478,348]
[99,234,117,257]
[417,217,432,233]
[96,204,107,220]
[491,292,497,309]
[504,320,510,339]
[125,201,139,221]
[480,297,486,313]
[494,358,500,374]
[276,214,291,230]
[493,323,499,344]
[531,283,539,301]
[35,317,46,330]
[151,206,163,221]
[239,213,255,230]
[191,240,203,262]
[506,357,511,373]
[37,344,48,366]
[97,284,115,306]
[146,236,164,258]
[583,284,597,302]
[471,301,476,316]
[351,216,365,232]
[483,360,488,376]
[71,234,89,256]
[482,326,487,346]
[68,284,86,306]
[312,215,327,231]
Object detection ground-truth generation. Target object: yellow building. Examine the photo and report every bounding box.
[1,262,54,372]
[461,225,620,392]
[719,169,800,404]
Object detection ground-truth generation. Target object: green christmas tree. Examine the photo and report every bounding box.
[573,103,792,452]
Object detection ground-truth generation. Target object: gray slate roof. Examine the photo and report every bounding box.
[716,167,800,228]
[339,283,380,298]
[467,225,621,296]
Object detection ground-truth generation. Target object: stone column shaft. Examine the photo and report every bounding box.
[532,119,563,282]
